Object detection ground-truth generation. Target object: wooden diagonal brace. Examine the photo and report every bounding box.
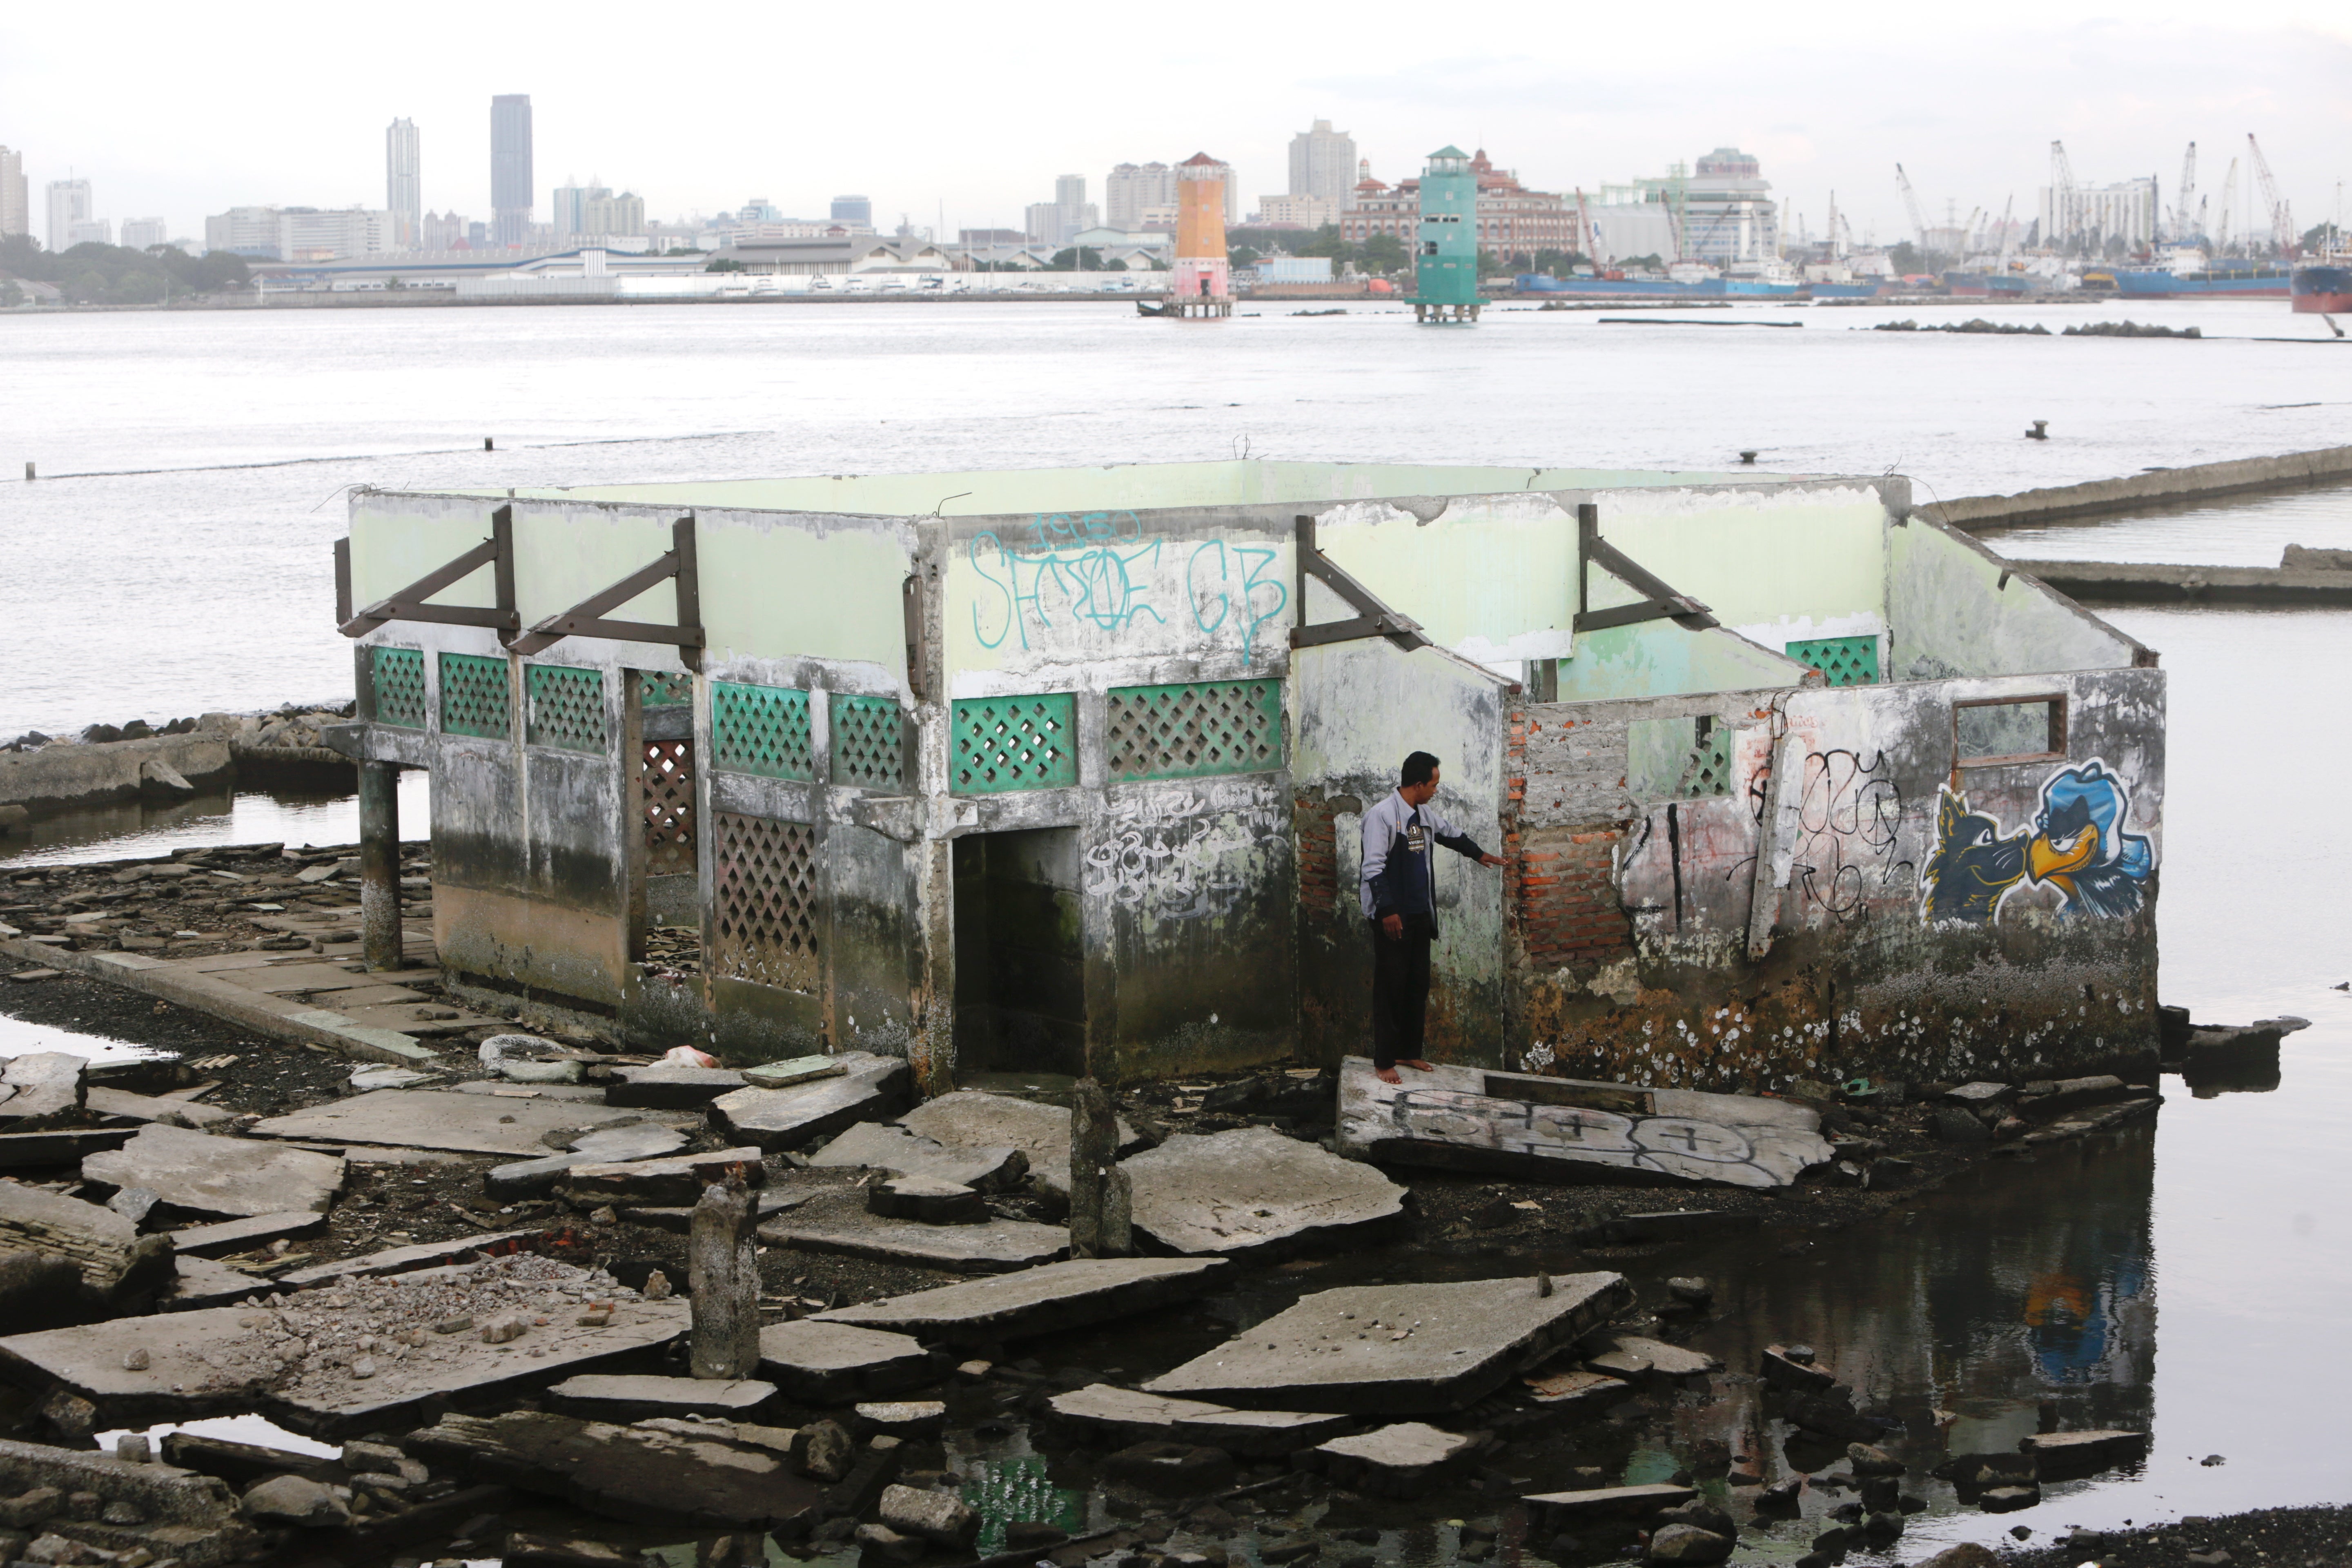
[338,505,519,637]
[1287,514,1430,652]
[1572,503,1717,633]
[504,515,704,662]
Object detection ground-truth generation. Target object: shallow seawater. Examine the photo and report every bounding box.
[0,769,431,869]
[1975,478,2352,568]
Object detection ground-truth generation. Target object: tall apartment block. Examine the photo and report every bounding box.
[387,118,421,248]
[0,147,27,238]
[47,178,91,252]
[1288,119,1357,209]
[490,94,533,247]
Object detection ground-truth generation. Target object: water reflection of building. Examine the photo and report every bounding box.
[1676,1128,2154,1489]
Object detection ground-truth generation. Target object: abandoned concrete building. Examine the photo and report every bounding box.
[328,459,2164,1094]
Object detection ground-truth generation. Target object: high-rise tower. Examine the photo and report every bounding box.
[490,94,533,247]
[0,147,27,238]
[1288,120,1357,210]
[386,118,421,249]
[46,178,91,253]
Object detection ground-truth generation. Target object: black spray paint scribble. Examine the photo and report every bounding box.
[1789,748,1914,921]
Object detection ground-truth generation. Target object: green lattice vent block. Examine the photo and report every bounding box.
[1106,678,1283,782]
[1675,724,1735,799]
[439,653,512,739]
[371,647,427,730]
[712,682,813,780]
[1786,635,1880,687]
[952,695,1077,793]
[830,693,905,791]
[710,810,818,993]
[526,664,607,752]
[638,671,693,708]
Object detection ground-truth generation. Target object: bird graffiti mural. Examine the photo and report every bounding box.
[1923,790,2028,921]
[1924,759,2154,923]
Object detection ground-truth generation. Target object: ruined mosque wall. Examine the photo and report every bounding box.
[931,500,1301,1079]
[1505,664,2166,1093]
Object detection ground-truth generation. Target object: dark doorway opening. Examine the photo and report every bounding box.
[953,827,1084,1075]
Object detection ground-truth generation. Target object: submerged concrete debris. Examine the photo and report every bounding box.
[1334,1058,1835,1187]
[1145,1273,1630,1414]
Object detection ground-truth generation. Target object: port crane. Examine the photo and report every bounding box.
[2171,142,2198,243]
[2214,155,2240,255]
[1894,164,1931,260]
[2247,134,2294,257]
[2049,141,2079,248]
[1998,194,2018,269]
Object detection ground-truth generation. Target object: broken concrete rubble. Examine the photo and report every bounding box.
[764,1215,1069,1274]
[606,1065,747,1109]
[1145,1273,1630,1415]
[0,1054,86,1131]
[755,1320,937,1403]
[877,1482,978,1547]
[1522,1483,1699,1528]
[817,1256,1232,1346]
[81,1123,346,1218]
[0,1180,176,1306]
[1307,1422,1480,1497]
[1334,1059,1835,1187]
[0,1435,259,1567]
[1045,1384,1354,1459]
[707,1053,909,1152]
[546,1373,777,1423]
[557,1147,765,1208]
[806,1121,1026,1191]
[0,1251,688,1435]
[893,1090,1140,1202]
[866,1174,988,1224]
[250,1088,659,1158]
[403,1410,825,1528]
[1122,1125,1407,1256]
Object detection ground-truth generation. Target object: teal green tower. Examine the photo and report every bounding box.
[1410,145,1481,322]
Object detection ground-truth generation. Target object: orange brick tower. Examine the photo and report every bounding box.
[1165,152,1233,318]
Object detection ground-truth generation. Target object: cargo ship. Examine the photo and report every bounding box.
[2109,260,2292,298]
[2293,258,2352,314]
[1514,272,1799,300]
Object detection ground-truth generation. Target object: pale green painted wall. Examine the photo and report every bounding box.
[1316,496,1575,658]
[1555,617,1810,702]
[1597,485,1890,630]
[347,493,912,676]
[1888,519,2141,679]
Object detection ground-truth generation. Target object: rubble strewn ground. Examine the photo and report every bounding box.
[0,936,2230,1568]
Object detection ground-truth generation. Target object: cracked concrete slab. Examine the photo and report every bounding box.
[1047,1384,1353,1459]
[816,1256,1232,1346]
[808,1122,1027,1192]
[893,1091,1138,1201]
[708,1052,909,1152]
[762,1216,1067,1274]
[1122,1126,1405,1256]
[82,1125,346,1218]
[755,1319,935,1402]
[1144,1272,1630,1415]
[249,1089,660,1158]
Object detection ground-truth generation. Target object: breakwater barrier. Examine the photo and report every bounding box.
[1921,444,2352,530]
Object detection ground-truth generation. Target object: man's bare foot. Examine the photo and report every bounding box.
[1376,1066,1402,1084]
[1399,1058,1435,1072]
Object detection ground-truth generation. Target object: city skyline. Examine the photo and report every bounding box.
[0,2,2344,250]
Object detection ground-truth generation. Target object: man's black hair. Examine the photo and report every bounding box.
[1401,751,1440,788]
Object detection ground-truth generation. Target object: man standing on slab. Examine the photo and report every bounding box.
[1360,750,1504,1085]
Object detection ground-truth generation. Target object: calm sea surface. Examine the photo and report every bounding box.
[2,296,2348,1555]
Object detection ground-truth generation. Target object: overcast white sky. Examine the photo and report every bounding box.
[6,0,2348,243]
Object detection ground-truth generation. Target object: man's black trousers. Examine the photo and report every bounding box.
[1370,913,1434,1070]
